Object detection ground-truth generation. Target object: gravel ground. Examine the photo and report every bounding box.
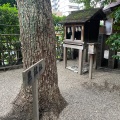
[0,69,23,117]
[58,61,120,120]
[0,60,120,120]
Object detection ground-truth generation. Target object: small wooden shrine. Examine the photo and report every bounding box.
[60,8,106,74]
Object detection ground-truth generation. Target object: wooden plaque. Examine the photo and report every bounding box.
[22,59,45,87]
[88,45,95,54]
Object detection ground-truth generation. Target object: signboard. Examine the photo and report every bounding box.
[104,50,109,59]
[22,59,45,87]
[105,19,113,35]
[22,59,45,120]
[88,44,95,54]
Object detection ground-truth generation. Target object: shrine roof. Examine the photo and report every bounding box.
[60,8,106,24]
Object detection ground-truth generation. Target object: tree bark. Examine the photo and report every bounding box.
[1,0,66,120]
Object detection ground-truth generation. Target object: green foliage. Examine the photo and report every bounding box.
[106,6,120,59]
[0,4,18,23]
[52,14,66,26]
[106,33,120,51]
[55,25,64,60]
[52,14,66,60]
[55,25,64,42]
[0,3,19,34]
[52,14,65,44]
[0,4,20,65]
[113,6,120,24]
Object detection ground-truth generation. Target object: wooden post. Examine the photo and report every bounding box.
[71,48,74,59]
[64,47,67,68]
[85,48,88,62]
[89,54,93,79]
[94,54,97,69]
[78,50,83,75]
[81,25,84,42]
[71,26,74,41]
[93,47,97,69]
[64,26,66,39]
[32,79,39,120]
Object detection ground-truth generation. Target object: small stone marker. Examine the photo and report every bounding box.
[22,59,45,120]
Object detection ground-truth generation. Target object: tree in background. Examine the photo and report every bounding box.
[52,14,66,26]
[106,6,120,59]
[69,0,117,9]
[1,0,66,119]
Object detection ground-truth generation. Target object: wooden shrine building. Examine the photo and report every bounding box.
[60,8,106,75]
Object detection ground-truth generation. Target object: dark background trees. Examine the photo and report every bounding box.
[0,0,16,6]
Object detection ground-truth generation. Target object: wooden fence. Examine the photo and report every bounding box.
[0,24,22,70]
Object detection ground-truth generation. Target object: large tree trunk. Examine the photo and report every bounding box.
[1,0,66,120]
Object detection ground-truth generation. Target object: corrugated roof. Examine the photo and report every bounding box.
[60,8,105,24]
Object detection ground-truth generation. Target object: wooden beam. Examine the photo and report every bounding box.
[63,44,83,50]
[64,26,66,39]
[93,47,97,69]
[63,47,67,68]
[32,79,39,120]
[78,50,83,75]
[89,54,93,79]
[71,26,74,41]
[81,25,84,42]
